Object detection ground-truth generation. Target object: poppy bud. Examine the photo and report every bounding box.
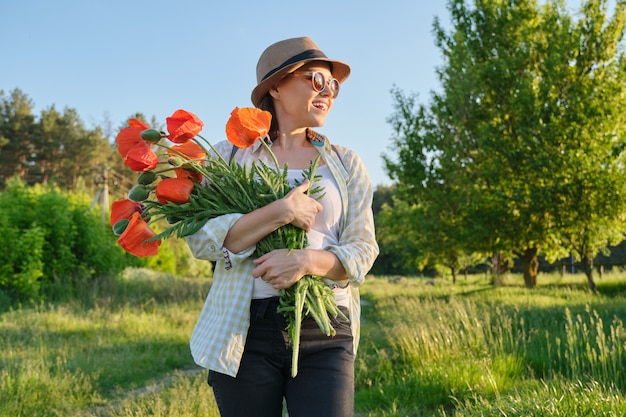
[129,185,150,202]
[140,129,164,144]
[112,219,130,236]
[137,171,158,185]
[168,156,185,168]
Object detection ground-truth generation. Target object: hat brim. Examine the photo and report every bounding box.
[251,58,350,107]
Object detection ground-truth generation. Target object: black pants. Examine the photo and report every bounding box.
[208,296,355,417]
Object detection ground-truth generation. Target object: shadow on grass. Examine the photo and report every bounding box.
[596,279,626,297]
[0,269,211,400]
[1,323,195,396]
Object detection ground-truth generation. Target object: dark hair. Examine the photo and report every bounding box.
[258,94,279,141]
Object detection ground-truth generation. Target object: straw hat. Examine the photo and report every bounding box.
[251,37,351,107]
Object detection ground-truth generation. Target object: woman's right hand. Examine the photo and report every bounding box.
[282,179,322,232]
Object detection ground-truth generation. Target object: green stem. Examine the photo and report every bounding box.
[195,134,229,166]
[258,134,281,171]
[179,139,259,211]
[291,279,308,377]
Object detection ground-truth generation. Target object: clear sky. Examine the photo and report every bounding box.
[1,0,584,187]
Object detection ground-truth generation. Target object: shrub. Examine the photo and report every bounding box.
[145,235,213,278]
[0,216,45,303]
[0,178,140,304]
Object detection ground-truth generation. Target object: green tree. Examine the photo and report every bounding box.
[384,0,626,290]
[374,198,423,275]
[36,106,113,188]
[372,184,427,276]
[0,89,37,187]
[0,88,119,191]
[373,184,395,216]
[547,0,626,293]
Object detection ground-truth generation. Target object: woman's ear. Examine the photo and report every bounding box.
[269,86,280,99]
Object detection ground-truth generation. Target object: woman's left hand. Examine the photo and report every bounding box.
[251,249,308,289]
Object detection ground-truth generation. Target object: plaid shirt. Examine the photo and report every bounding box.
[185,131,379,377]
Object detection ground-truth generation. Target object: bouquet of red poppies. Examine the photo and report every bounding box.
[110,107,345,377]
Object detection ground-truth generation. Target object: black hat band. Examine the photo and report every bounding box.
[261,49,328,82]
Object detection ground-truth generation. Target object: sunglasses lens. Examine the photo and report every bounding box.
[329,79,340,98]
[312,72,325,92]
[306,71,340,98]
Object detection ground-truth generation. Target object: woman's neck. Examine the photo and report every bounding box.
[270,128,322,169]
[272,129,309,151]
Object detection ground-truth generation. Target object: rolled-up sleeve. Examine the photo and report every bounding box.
[325,148,379,287]
[185,213,256,266]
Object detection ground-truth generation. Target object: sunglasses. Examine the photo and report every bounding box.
[291,71,340,98]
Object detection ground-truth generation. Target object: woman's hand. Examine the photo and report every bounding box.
[253,248,348,289]
[222,180,322,254]
[252,249,307,289]
[282,179,322,232]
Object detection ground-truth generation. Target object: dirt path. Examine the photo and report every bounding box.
[86,367,203,416]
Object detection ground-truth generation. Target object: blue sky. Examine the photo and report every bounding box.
[1,0,584,186]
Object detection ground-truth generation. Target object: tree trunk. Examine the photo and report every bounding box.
[450,267,457,284]
[490,253,509,285]
[520,247,538,288]
[582,255,598,294]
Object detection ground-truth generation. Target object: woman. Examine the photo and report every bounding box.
[185,36,379,417]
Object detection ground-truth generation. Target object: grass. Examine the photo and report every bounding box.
[355,273,626,416]
[0,268,211,417]
[2,269,626,416]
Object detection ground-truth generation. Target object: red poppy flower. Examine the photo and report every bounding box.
[116,119,150,157]
[225,107,272,149]
[110,199,143,226]
[124,143,159,171]
[167,140,206,162]
[166,110,204,143]
[175,168,203,183]
[128,118,150,129]
[117,212,161,257]
[155,177,194,204]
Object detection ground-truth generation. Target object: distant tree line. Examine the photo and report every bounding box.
[0,88,147,200]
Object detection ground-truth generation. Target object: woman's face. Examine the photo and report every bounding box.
[273,62,336,130]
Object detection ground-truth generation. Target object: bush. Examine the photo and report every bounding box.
[0,179,140,304]
[0,217,45,303]
[145,235,213,278]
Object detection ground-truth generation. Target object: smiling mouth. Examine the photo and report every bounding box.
[312,101,328,111]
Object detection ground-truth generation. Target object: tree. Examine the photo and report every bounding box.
[374,198,424,276]
[36,106,112,188]
[0,89,37,187]
[547,0,626,293]
[0,88,121,191]
[372,184,395,216]
[384,0,626,290]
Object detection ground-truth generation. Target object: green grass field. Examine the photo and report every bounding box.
[2,268,626,416]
